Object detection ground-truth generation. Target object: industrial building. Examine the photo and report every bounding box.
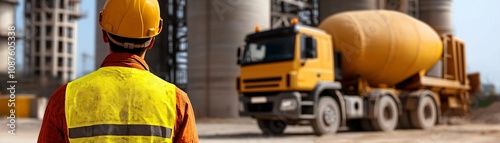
[0,0,18,76]
[93,0,453,118]
[0,0,18,96]
[24,0,82,83]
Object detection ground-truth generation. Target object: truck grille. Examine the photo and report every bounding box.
[243,77,282,89]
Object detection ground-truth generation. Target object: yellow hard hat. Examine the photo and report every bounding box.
[99,0,163,39]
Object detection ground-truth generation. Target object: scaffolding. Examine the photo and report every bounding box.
[271,0,319,28]
[380,0,419,18]
[155,0,188,90]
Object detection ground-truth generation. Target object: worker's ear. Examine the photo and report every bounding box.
[146,37,155,50]
[102,30,109,43]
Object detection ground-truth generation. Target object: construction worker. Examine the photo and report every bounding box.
[37,0,198,142]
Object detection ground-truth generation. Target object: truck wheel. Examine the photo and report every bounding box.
[312,96,340,135]
[257,119,287,135]
[410,96,437,129]
[371,96,398,131]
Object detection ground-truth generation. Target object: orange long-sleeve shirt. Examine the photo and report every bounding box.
[37,53,198,143]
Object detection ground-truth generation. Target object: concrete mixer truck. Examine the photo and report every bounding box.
[236,10,470,135]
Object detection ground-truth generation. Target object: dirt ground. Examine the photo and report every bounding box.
[471,102,500,124]
[197,118,500,143]
[2,118,500,143]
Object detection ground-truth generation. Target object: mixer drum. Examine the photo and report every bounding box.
[318,10,443,86]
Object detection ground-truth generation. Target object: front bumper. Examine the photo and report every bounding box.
[239,91,303,120]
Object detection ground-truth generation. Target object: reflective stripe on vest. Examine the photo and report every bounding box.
[65,66,176,143]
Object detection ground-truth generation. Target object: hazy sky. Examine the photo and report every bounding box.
[453,0,500,91]
[15,0,500,91]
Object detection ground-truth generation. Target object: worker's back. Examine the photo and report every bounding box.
[65,66,177,142]
[38,0,198,142]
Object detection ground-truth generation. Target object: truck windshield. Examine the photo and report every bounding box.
[241,35,296,65]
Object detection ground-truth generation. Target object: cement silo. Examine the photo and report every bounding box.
[187,0,270,118]
[318,0,377,21]
[419,0,453,34]
[418,0,453,78]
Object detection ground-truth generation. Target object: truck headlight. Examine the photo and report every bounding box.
[280,99,297,111]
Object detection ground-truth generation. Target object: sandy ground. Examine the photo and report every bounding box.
[2,118,500,143]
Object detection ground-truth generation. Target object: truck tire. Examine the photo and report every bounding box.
[312,96,340,135]
[410,96,437,129]
[257,119,287,135]
[371,96,398,131]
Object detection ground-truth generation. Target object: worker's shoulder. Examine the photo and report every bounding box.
[45,84,68,115]
[175,87,192,104]
[175,87,187,97]
[69,69,104,83]
[144,71,170,82]
[51,84,68,98]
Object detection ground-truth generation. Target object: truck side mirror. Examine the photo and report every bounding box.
[237,46,242,65]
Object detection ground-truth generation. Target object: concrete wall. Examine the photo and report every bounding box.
[187,0,270,118]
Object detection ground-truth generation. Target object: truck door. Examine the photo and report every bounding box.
[296,35,322,90]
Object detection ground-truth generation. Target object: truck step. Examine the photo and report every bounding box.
[301,101,314,106]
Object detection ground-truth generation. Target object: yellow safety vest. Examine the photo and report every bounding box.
[65,66,176,143]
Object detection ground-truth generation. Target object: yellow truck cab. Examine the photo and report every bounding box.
[239,26,336,92]
[238,25,344,135]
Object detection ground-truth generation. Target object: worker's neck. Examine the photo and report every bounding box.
[138,51,146,59]
[108,51,147,59]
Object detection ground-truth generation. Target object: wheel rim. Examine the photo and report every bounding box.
[323,106,335,125]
